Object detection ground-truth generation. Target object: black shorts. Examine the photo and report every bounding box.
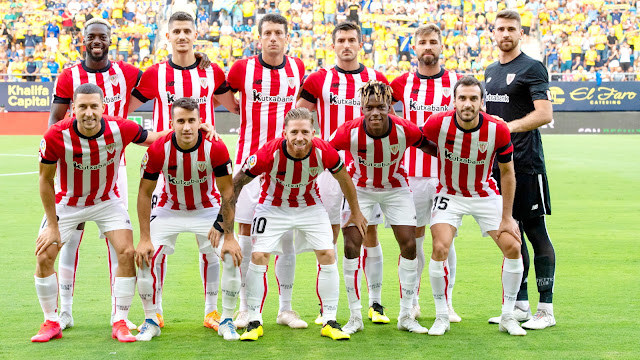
[492,171,551,221]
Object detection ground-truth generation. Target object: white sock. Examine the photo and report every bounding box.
[220,253,241,319]
[447,240,457,307]
[245,262,267,323]
[537,302,553,315]
[398,256,418,317]
[107,238,119,319]
[35,273,59,322]
[502,258,524,317]
[238,235,252,312]
[154,252,167,315]
[113,277,136,322]
[200,252,220,316]
[342,257,362,316]
[362,244,383,307]
[515,300,530,310]
[275,230,295,313]
[429,259,448,317]
[317,262,339,323]
[413,236,425,307]
[58,229,83,315]
[137,259,158,323]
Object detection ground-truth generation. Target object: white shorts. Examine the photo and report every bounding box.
[150,206,223,255]
[117,157,128,210]
[341,187,416,227]
[251,204,333,255]
[233,164,261,224]
[409,177,439,228]
[38,199,132,244]
[430,194,503,237]
[317,170,383,225]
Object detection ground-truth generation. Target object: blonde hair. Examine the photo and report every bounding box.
[359,80,393,107]
[284,107,314,126]
[84,18,111,36]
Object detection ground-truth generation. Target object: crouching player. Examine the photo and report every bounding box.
[231,108,367,341]
[422,76,526,336]
[135,98,243,341]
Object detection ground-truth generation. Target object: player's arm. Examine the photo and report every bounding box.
[48,102,69,127]
[333,167,368,237]
[135,176,157,268]
[213,89,240,114]
[296,97,316,111]
[127,95,147,114]
[210,174,242,266]
[229,170,255,210]
[506,99,553,133]
[138,129,171,146]
[36,162,62,255]
[416,135,438,157]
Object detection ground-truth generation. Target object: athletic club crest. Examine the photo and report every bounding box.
[197,161,207,172]
[106,143,116,154]
[309,166,321,177]
[200,77,208,88]
[109,75,118,86]
[442,88,451,97]
[478,141,488,153]
[390,144,399,155]
[287,77,296,88]
[506,74,516,85]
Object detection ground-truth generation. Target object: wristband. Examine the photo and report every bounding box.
[213,214,224,233]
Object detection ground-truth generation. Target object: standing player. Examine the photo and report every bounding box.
[484,10,556,330]
[135,98,242,341]
[329,81,436,334]
[230,108,367,341]
[390,24,462,322]
[226,14,306,329]
[49,17,214,331]
[32,84,167,343]
[422,76,526,336]
[296,22,390,325]
[130,11,239,331]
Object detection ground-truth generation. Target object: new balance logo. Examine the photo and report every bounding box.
[531,204,539,210]
[331,83,340,88]
[411,89,420,94]
[167,81,175,87]
[73,153,82,158]
[254,80,262,85]
[168,165,177,170]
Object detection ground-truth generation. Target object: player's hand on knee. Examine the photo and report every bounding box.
[35,226,62,256]
[199,123,220,141]
[135,239,154,268]
[343,211,368,238]
[220,234,242,267]
[208,226,223,248]
[497,216,521,243]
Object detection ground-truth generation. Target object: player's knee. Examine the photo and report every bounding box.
[343,240,360,259]
[118,246,136,261]
[503,240,522,259]
[316,249,335,265]
[431,240,450,260]
[238,223,252,236]
[399,237,416,259]
[251,252,270,265]
[36,251,56,269]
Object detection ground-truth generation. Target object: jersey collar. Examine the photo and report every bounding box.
[168,56,200,70]
[335,63,365,74]
[453,112,484,133]
[363,116,393,139]
[81,60,112,73]
[73,117,106,139]
[258,54,286,70]
[281,139,313,161]
[416,67,445,80]
[172,131,202,153]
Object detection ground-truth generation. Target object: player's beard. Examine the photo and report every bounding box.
[456,107,478,123]
[418,52,439,66]
[498,38,519,52]
[86,46,108,62]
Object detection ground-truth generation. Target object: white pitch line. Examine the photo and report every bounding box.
[0,171,38,177]
[0,154,38,157]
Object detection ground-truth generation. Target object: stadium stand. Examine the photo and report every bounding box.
[0,0,637,81]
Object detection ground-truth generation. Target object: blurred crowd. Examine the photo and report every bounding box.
[0,0,638,82]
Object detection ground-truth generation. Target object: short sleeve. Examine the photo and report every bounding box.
[403,120,425,147]
[209,139,233,177]
[299,71,323,103]
[39,131,59,164]
[211,64,230,95]
[131,66,157,103]
[318,140,343,174]
[495,121,513,163]
[422,113,441,144]
[389,74,405,103]
[328,122,351,151]
[241,145,272,178]
[52,69,73,104]
[119,119,148,145]
[141,144,164,180]
[226,60,245,92]
[526,61,551,102]
[375,70,389,85]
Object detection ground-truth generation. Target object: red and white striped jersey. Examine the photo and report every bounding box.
[300,64,388,140]
[422,110,513,198]
[330,114,424,189]
[133,59,229,131]
[141,131,233,210]
[390,69,461,178]
[241,138,343,207]
[39,116,148,206]
[53,60,142,118]
[227,55,305,165]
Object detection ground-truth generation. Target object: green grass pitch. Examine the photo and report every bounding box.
[0,134,638,359]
